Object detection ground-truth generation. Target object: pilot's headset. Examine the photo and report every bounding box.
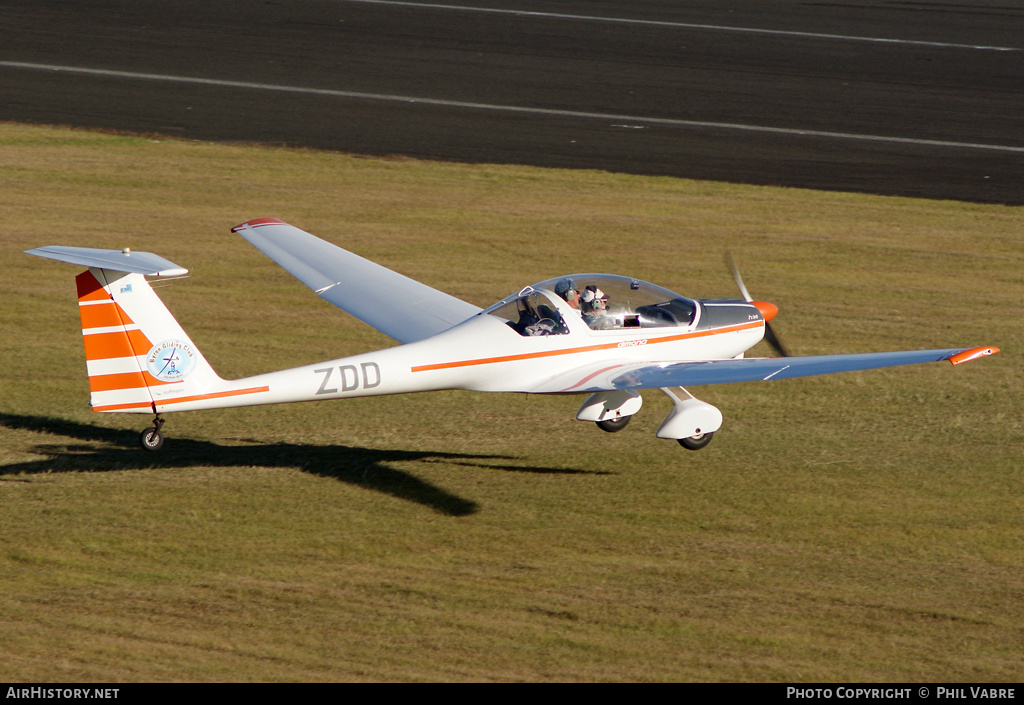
[582,285,607,311]
[555,278,578,302]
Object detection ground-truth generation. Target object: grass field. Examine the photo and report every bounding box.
[1,123,1021,682]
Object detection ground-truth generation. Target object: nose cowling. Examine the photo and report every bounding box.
[752,300,778,323]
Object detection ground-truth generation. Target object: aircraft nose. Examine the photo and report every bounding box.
[752,300,778,323]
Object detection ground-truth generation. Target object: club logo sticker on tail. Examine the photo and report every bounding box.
[146,340,197,382]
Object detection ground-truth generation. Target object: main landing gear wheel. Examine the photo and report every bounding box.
[140,427,164,451]
[678,431,714,451]
[596,415,631,433]
[139,416,166,452]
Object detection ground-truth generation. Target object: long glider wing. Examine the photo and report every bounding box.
[233,218,481,344]
[531,347,998,393]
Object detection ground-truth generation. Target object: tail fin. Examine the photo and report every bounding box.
[77,268,225,413]
[27,246,225,414]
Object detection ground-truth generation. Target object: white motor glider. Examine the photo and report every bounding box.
[26,218,998,451]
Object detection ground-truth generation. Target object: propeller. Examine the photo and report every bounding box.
[726,252,791,358]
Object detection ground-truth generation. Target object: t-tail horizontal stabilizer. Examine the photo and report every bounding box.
[25,245,189,277]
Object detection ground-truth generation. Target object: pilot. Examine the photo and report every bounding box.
[554,278,581,310]
[580,285,613,329]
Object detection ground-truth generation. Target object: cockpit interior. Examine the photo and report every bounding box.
[485,274,699,336]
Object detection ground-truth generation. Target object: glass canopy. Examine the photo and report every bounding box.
[485,274,697,336]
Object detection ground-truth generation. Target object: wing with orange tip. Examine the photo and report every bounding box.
[529,347,999,393]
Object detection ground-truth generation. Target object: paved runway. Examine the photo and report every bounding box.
[2,0,1021,203]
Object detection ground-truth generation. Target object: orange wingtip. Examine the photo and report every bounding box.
[949,346,999,365]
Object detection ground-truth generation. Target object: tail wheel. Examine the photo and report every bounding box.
[140,427,165,451]
[596,415,631,433]
[678,431,714,450]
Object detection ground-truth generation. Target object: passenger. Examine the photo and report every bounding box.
[554,278,581,310]
[581,285,613,329]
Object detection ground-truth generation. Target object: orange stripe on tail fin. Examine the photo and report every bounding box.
[79,301,136,330]
[82,329,153,362]
[87,371,182,393]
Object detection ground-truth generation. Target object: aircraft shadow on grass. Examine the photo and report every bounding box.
[0,413,603,516]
